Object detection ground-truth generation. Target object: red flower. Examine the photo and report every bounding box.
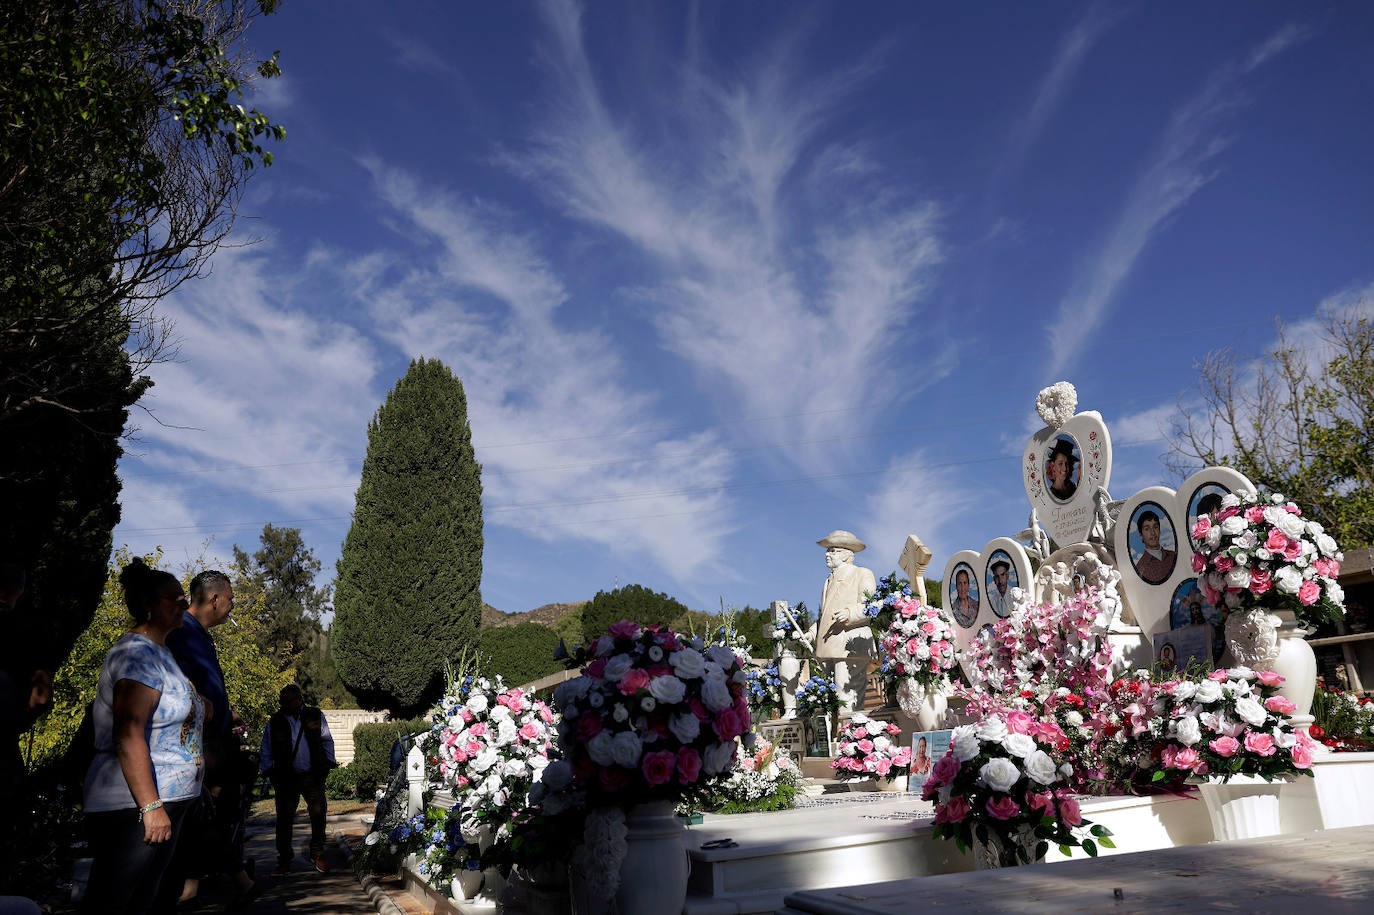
[1309,725,1325,739]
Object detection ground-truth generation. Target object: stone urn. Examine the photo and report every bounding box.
[898,679,948,731]
[778,649,802,718]
[874,774,909,792]
[1224,607,1317,736]
[1189,774,1291,841]
[571,801,688,915]
[450,867,483,902]
[971,828,1042,869]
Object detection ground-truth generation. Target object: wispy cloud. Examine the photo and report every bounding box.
[515,0,944,467]
[1045,24,1308,376]
[382,29,460,79]
[864,451,973,574]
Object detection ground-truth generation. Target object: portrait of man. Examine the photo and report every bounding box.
[985,554,1015,619]
[1132,506,1176,584]
[949,564,979,627]
[1045,437,1079,501]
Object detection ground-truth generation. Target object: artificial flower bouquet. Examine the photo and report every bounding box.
[745,663,785,720]
[830,712,912,783]
[863,572,916,634]
[388,805,483,893]
[795,674,840,720]
[770,601,815,657]
[698,736,804,814]
[551,619,749,808]
[1311,680,1374,751]
[876,592,958,697]
[1123,667,1317,785]
[923,714,1113,866]
[1192,490,1345,626]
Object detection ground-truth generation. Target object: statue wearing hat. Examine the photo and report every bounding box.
[811,530,878,716]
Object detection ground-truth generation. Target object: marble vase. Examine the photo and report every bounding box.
[1224,607,1317,736]
[971,829,1042,869]
[450,868,483,902]
[874,774,908,792]
[778,650,802,718]
[571,801,688,915]
[1190,774,1288,841]
[898,679,948,730]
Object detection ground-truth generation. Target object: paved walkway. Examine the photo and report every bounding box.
[778,824,1374,914]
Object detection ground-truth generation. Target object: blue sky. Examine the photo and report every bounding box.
[113,0,1374,619]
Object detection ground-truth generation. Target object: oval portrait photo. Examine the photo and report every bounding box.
[984,550,1018,619]
[948,562,980,628]
[1044,434,1081,503]
[1186,483,1229,550]
[1128,502,1177,585]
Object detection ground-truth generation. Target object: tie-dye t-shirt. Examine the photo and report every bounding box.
[84,634,205,812]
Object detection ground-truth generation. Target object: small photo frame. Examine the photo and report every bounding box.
[1154,626,1212,673]
[802,715,832,759]
[1128,501,1178,585]
[1169,580,1226,663]
[1186,483,1230,550]
[1044,434,1082,503]
[984,550,1018,619]
[909,729,952,793]
[948,561,980,628]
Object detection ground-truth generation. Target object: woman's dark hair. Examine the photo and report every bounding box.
[118,557,179,624]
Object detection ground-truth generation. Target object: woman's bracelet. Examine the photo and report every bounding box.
[138,798,163,822]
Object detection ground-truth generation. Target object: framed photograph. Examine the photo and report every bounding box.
[802,714,833,759]
[1169,580,1225,662]
[948,561,980,628]
[1186,483,1230,550]
[984,549,1018,619]
[1044,433,1082,503]
[1127,501,1178,585]
[908,729,951,793]
[1154,626,1212,673]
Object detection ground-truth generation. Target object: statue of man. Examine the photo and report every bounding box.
[811,530,877,715]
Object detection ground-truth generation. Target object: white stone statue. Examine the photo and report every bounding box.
[810,530,877,715]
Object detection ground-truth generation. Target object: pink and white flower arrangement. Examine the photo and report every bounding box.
[877,596,958,694]
[552,619,749,807]
[923,713,1112,866]
[1121,667,1317,784]
[1192,490,1345,626]
[830,713,912,783]
[702,737,804,812]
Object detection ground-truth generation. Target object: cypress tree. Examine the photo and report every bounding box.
[333,358,483,714]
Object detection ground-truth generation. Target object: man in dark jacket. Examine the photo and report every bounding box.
[260,684,336,874]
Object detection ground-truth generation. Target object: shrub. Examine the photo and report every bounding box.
[580,584,688,647]
[352,718,428,800]
[478,623,562,687]
[325,763,357,800]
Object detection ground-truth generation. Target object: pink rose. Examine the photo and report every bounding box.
[931,754,960,785]
[1298,580,1321,606]
[938,796,972,823]
[1216,506,1240,522]
[1192,552,1208,574]
[654,630,681,651]
[1283,540,1303,561]
[576,713,603,741]
[1291,741,1314,769]
[1192,517,1212,539]
[1209,735,1240,757]
[985,796,1021,820]
[469,722,489,737]
[676,747,703,784]
[1243,732,1277,757]
[466,740,483,754]
[1264,696,1297,716]
[1056,794,1082,827]
[689,698,709,721]
[893,747,912,766]
[455,775,470,788]
[1248,569,1272,595]
[1244,506,1266,523]
[1214,555,1235,573]
[460,708,475,723]
[857,739,875,754]
[1208,669,1230,681]
[1265,529,1288,552]
[519,722,541,740]
[586,659,607,679]
[1255,670,1283,687]
[874,758,892,777]
[619,669,651,695]
[906,638,922,656]
[921,621,936,635]
[1005,711,1036,735]
[712,705,748,741]
[599,767,629,792]
[609,619,642,640]
[1172,747,1201,771]
[641,749,677,786]
[1026,791,1054,814]
[1160,744,1180,769]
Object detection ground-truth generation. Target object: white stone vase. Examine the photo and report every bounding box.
[571,801,688,915]
[898,679,948,730]
[778,650,802,718]
[450,868,483,902]
[1224,607,1317,737]
[1190,774,1289,841]
[971,829,1042,869]
[874,774,908,792]
[474,824,506,905]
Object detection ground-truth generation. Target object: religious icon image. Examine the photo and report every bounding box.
[1186,483,1229,550]
[948,562,980,628]
[1044,434,1081,503]
[1156,640,1178,672]
[1168,580,1225,663]
[1153,626,1212,672]
[1128,501,1177,585]
[984,550,1018,619]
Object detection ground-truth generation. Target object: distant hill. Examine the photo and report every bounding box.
[481,600,588,629]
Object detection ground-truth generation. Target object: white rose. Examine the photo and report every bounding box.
[1226,567,1252,590]
[1220,515,1247,536]
[1272,727,1297,749]
[648,675,687,705]
[1275,512,1306,540]
[1221,492,1241,508]
[979,757,1021,793]
[873,735,891,752]
[593,635,615,657]
[1205,525,1222,547]
[1229,666,1255,680]
[1236,530,1258,550]
[528,754,549,771]
[1315,532,1338,556]
[603,654,635,681]
[976,717,1009,742]
[951,726,980,763]
[1233,696,1268,727]
[466,693,489,714]
[1002,733,1037,758]
[865,719,885,737]
[587,690,605,708]
[1328,582,1345,605]
[1023,750,1059,785]
[501,758,528,779]
[610,731,642,768]
[1254,547,1272,561]
[490,704,512,721]
[669,713,700,743]
[668,649,705,680]
[612,703,629,722]
[647,645,664,662]
[1195,679,1223,704]
[471,747,499,772]
[498,718,519,745]
[1275,566,1303,595]
[1173,681,1197,701]
[541,759,573,791]
[702,677,732,712]
[1059,762,1074,777]
[640,696,657,712]
[707,645,738,669]
[1173,715,1202,747]
[703,661,726,682]
[586,731,615,766]
[704,741,736,775]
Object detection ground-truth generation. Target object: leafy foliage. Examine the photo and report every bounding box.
[477,623,562,687]
[333,359,484,715]
[350,718,428,801]
[579,583,689,647]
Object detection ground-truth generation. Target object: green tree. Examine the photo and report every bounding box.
[478,624,562,687]
[551,604,585,650]
[0,0,284,672]
[581,584,689,646]
[1169,305,1374,550]
[26,549,288,767]
[333,359,484,715]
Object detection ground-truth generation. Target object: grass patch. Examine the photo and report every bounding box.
[249,797,375,820]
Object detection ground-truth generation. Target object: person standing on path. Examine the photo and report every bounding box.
[261,684,336,875]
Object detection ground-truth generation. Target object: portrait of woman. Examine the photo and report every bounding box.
[1186,484,1229,549]
[1045,435,1080,502]
[1157,641,1178,672]
[948,563,979,628]
[912,736,931,776]
[1128,502,1177,585]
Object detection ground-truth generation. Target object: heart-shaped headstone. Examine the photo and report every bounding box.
[1023,411,1112,547]
[943,538,1034,678]
[1112,467,1255,660]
